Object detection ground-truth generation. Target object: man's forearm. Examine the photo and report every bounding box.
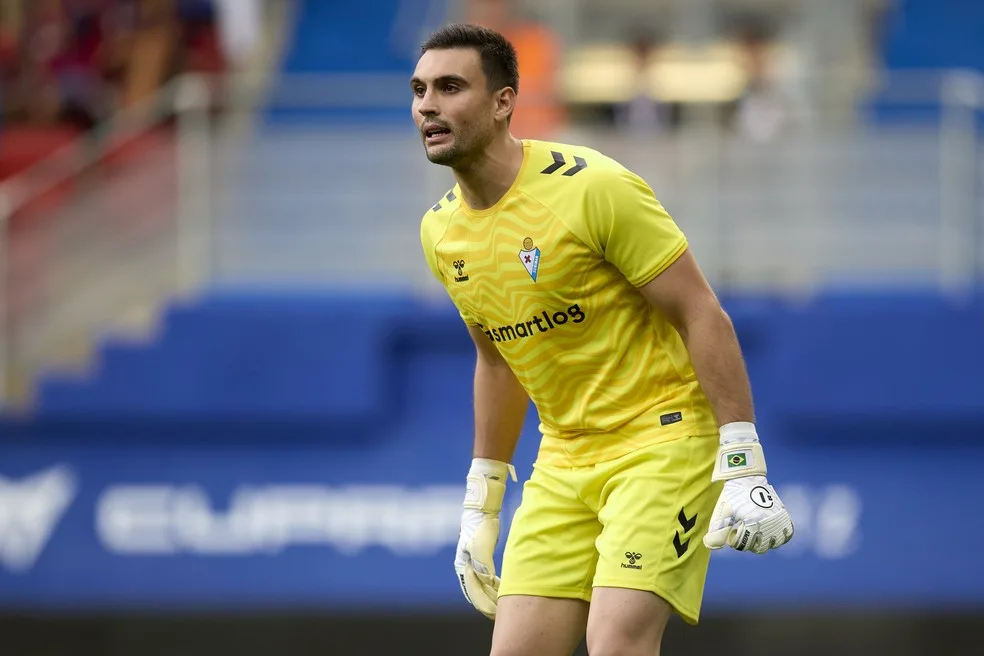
[473,356,529,462]
[679,307,755,426]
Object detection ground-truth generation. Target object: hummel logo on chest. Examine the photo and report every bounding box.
[452,259,469,282]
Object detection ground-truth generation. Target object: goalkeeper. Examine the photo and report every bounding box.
[415,23,793,656]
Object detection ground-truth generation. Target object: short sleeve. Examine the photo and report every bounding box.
[580,167,688,287]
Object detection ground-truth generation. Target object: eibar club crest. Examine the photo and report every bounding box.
[518,237,541,282]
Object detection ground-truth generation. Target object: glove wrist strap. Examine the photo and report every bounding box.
[469,458,518,481]
[719,421,759,444]
[464,458,517,513]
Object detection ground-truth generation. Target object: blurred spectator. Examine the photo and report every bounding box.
[0,0,20,129]
[732,24,789,142]
[613,32,672,136]
[466,0,566,139]
[119,0,178,110]
[52,0,112,129]
[211,0,261,70]
[1,0,227,130]
[177,0,225,74]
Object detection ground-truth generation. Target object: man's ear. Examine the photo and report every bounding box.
[494,87,517,123]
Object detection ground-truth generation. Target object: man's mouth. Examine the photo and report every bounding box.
[424,126,452,143]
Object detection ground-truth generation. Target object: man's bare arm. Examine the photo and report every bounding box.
[636,249,754,426]
[467,324,529,462]
[638,249,795,555]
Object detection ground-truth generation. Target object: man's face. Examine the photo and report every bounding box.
[411,48,497,167]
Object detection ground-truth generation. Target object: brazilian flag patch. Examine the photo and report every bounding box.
[727,452,747,468]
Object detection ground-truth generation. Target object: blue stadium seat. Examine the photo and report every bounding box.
[266,0,448,124]
[33,292,984,446]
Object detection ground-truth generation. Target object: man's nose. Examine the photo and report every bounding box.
[417,90,439,115]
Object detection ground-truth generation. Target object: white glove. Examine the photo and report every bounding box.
[703,422,794,554]
[455,458,517,619]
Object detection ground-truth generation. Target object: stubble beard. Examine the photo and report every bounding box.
[425,140,462,166]
[425,125,494,169]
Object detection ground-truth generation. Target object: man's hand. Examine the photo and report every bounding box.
[704,422,794,554]
[455,458,517,619]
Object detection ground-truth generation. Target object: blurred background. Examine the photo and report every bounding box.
[0,0,981,654]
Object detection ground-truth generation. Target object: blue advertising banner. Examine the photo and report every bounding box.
[0,436,980,612]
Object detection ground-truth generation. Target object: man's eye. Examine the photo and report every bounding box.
[444,84,458,93]
[413,87,425,96]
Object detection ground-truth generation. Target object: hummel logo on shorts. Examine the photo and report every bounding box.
[621,551,643,570]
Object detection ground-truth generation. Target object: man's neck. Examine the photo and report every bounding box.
[454,134,525,211]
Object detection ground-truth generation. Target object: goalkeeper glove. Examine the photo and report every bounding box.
[454,458,517,620]
[703,422,794,554]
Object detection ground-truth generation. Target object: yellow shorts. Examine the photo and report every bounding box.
[498,434,722,625]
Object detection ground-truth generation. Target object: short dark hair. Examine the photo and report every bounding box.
[420,23,519,95]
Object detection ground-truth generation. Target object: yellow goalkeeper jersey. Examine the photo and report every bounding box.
[420,139,717,466]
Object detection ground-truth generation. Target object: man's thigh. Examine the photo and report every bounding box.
[499,462,601,602]
[491,595,589,656]
[585,587,672,656]
[589,435,721,625]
